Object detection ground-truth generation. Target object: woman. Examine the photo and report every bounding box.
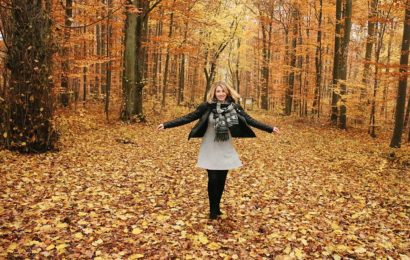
[157,81,279,219]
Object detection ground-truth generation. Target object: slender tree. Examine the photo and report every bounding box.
[312,0,323,116]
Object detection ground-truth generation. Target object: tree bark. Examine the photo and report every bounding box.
[338,0,352,129]
[312,0,323,116]
[105,0,112,121]
[60,0,73,107]
[1,0,58,152]
[260,13,272,110]
[161,0,175,108]
[390,1,409,148]
[330,0,343,124]
[361,0,377,104]
[121,0,156,121]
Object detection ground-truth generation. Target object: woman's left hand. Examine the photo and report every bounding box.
[272,127,280,134]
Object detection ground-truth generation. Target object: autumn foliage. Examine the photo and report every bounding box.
[0,0,409,258]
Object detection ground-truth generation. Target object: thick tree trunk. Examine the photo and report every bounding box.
[1,0,58,152]
[121,9,137,120]
[121,0,151,121]
[390,2,409,148]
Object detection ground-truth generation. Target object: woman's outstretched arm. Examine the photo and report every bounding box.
[157,102,208,131]
[236,104,279,134]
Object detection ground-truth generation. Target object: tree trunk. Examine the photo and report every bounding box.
[338,0,352,129]
[177,20,189,105]
[330,0,343,124]
[286,8,298,115]
[260,18,272,110]
[121,0,151,122]
[61,0,73,107]
[312,0,323,116]
[404,91,410,131]
[233,38,241,94]
[105,0,112,121]
[361,0,377,104]
[381,22,395,119]
[1,0,58,152]
[296,14,303,116]
[161,0,176,108]
[121,7,137,120]
[390,2,409,147]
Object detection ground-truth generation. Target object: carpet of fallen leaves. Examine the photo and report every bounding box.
[1,104,409,259]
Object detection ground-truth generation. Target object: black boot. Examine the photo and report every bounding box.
[215,170,228,216]
[207,170,219,219]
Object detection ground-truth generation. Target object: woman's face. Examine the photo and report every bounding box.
[215,86,227,102]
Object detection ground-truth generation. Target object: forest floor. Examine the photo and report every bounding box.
[1,103,409,259]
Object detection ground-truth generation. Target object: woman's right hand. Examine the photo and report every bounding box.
[157,124,164,131]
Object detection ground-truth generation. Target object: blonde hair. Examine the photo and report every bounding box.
[206,81,241,103]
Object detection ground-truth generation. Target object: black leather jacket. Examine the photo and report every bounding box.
[163,102,273,140]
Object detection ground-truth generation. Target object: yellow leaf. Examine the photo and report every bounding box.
[197,234,209,245]
[78,220,88,225]
[399,254,410,260]
[207,242,221,250]
[354,247,366,254]
[156,215,170,222]
[3,132,7,138]
[333,254,341,260]
[132,228,143,235]
[335,244,349,252]
[83,228,93,234]
[56,243,68,253]
[7,243,18,252]
[294,248,303,259]
[141,220,149,228]
[92,239,103,246]
[78,212,87,217]
[56,222,68,228]
[24,240,41,246]
[167,201,177,207]
[380,241,394,250]
[331,222,341,231]
[129,253,144,259]
[74,232,83,239]
[268,232,280,240]
[40,225,53,232]
[283,246,291,254]
[46,244,55,250]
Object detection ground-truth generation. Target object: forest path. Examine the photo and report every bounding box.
[1,105,409,259]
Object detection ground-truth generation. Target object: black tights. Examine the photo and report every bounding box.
[207,170,228,217]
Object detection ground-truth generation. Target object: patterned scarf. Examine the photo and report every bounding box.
[212,102,239,142]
